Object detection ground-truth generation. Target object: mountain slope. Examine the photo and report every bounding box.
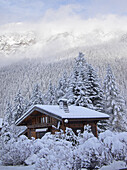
[0,42,127,117]
[0,29,125,67]
[0,30,127,117]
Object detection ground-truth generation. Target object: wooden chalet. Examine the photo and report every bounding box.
[15,100,109,139]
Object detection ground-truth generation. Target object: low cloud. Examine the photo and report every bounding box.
[1,3,127,66]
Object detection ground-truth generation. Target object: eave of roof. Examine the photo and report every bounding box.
[15,106,62,125]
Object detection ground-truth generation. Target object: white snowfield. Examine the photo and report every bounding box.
[16,105,109,125]
[0,118,3,128]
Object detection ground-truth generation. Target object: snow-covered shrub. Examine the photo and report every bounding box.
[25,154,38,165]
[99,130,127,162]
[74,136,111,169]
[65,128,78,146]
[99,130,114,143]
[0,135,33,165]
[77,125,94,145]
[1,127,127,169]
[117,132,127,145]
[54,129,65,140]
[35,132,74,170]
[32,138,44,154]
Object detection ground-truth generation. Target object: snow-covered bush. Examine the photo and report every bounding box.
[25,154,38,165]
[0,135,33,165]
[35,132,74,170]
[99,130,127,162]
[32,138,44,154]
[77,125,94,145]
[64,128,78,146]
[1,128,127,169]
[74,137,111,169]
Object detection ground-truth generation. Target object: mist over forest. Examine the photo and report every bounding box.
[0,35,127,117]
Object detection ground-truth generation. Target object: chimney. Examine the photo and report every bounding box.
[58,99,69,113]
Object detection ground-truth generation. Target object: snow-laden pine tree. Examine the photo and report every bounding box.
[65,52,104,110]
[1,102,14,144]
[86,64,104,111]
[45,81,57,105]
[103,65,127,131]
[57,72,69,100]
[29,84,44,107]
[65,52,92,108]
[13,90,25,121]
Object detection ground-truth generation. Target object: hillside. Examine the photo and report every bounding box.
[0,30,127,117]
[0,29,125,67]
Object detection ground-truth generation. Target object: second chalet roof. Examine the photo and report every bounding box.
[16,105,109,125]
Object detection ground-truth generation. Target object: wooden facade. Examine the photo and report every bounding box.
[18,110,59,138]
[16,106,109,139]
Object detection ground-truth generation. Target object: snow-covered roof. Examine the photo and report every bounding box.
[16,105,109,125]
[0,118,3,128]
[38,105,109,119]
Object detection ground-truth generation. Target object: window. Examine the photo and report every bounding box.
[45,117,48,123]
[39,117,43,124]
[39,116,50,124]
[43,117,45,123]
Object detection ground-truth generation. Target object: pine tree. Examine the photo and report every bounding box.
[13,90,25,121]
[1,102,28,165]
[29,84,44,106]
[86,64,104,111]
[45,81,57,105]
[65,52,92,107]
[1,102,14,144]
[103,65,127,131]
[57,72,69,100]
[65,52,103,110]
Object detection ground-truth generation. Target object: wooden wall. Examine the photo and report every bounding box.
[20,110,59,139]
[19,110,98,138]
[60,119,98,137]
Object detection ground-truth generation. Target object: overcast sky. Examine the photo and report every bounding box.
[0,0,127,37]
[0,0,127,25]
[0,0,127,66]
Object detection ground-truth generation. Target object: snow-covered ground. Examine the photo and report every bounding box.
[0,160,34,170]
[100,161,126,170]
[0,165,34,170]
[0,161,126,170]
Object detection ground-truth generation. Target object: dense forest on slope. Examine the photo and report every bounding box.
[0,40,127,117]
